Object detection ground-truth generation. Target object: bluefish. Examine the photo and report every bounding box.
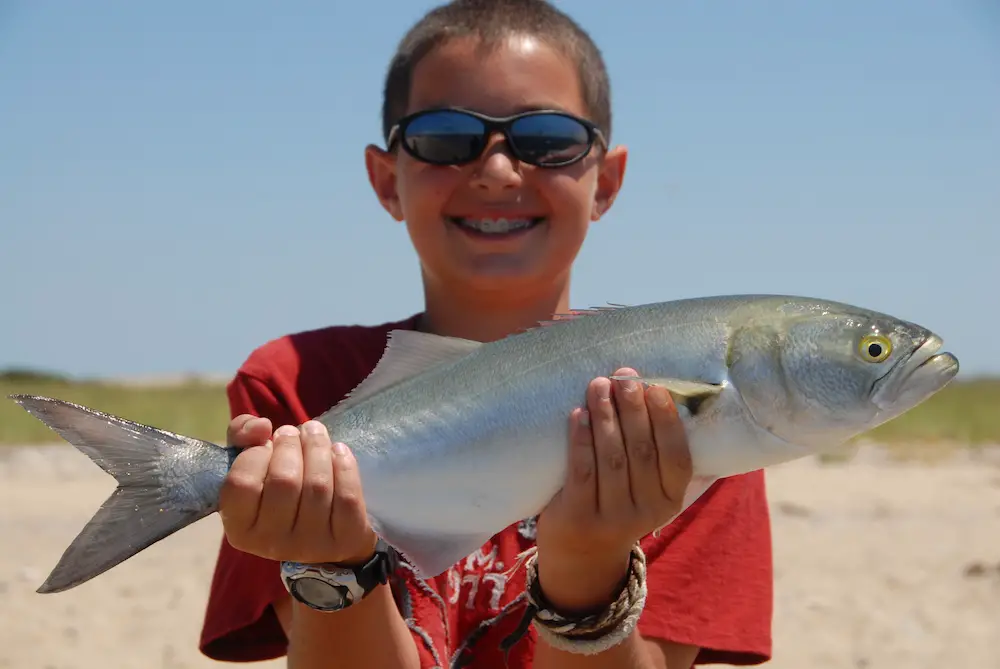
[11,294,959,593]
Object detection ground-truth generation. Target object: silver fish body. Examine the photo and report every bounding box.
[11,294,959,593]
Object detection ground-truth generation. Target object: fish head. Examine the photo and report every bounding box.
[728,300,959,452]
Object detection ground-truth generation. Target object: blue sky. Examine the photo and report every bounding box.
[2,1,998,379]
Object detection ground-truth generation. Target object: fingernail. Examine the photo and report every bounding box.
[578,410,590,427]
[241,418,257,433]
[619,378,638,393]
[275,425,298,438]
[332,442,348,457]
[303,420,325,436]
[597,380,611,400]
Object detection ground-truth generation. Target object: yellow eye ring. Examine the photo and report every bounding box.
[859,334,892,363]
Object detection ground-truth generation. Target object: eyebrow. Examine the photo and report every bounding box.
[415,101,575,115]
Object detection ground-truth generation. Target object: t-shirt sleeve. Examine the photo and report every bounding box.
[637,470,773,665]
[198,371,298,662]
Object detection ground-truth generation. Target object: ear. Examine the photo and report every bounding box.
[591,144,628,221]
[365,144,404,221]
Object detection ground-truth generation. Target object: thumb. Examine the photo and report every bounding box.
[227,415,274,448]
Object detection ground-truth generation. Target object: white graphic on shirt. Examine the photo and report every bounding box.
[517,516,537,541]
[446,544,510,612]
[394,517,539,668]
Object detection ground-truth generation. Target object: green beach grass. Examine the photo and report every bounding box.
[2,369,998,449]
[0,370,232,445]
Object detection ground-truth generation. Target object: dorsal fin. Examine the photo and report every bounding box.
[531,303,631,330]
[329,330,482,415]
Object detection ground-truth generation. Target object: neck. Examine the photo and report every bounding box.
[418,272,572,342]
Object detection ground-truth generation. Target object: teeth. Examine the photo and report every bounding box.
[457,217,536,234]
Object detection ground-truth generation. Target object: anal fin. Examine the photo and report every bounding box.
[371,519,494,579]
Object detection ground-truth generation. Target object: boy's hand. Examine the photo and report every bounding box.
[218,416,378,566]
[534,367,693,613]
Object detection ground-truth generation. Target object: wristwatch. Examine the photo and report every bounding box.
[280,539,393,612]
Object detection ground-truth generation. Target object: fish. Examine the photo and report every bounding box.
[10,294,958,594]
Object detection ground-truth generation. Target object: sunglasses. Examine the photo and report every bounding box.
[386,107,607,168]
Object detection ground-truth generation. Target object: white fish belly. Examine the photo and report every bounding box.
[354,390,575,541]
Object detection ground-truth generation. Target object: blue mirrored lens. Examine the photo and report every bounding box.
[403,111,486,163]
[509,114,591,165]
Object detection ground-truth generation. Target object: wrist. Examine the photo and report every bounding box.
[336,529,379,567]
[506,543,649,657]
[535,544,632,614]
[287,584,422,669]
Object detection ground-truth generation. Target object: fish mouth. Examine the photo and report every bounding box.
[871,334,959,411]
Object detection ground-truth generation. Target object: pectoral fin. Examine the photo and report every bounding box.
[609,375,723,415]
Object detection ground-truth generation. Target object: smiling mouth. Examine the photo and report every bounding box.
[446,216,545,237]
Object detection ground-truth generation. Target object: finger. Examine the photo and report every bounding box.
[256,425,305,542]
[227,414,274,448]
[219,436,273,535]
[330,442,374,560]
[588,376,631,516]
[560,407,598,519]
[295,421,335,538]
[647,385,693,507]
[611,368,663,510]
[227,415,254,444]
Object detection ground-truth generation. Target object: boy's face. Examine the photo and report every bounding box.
[366,34,627,296]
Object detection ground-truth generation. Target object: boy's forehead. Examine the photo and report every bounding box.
[406,34,587,118]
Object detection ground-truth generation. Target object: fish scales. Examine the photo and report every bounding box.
[333,299,742,557]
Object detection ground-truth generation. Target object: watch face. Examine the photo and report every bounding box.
[291,576,353,610]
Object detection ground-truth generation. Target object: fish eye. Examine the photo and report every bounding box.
[858,334,892,363]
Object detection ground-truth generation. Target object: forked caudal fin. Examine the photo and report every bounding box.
[9,394,235,593]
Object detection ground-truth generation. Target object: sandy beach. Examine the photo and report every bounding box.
[2,444,997,669]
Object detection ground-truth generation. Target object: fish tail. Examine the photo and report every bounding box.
[9,394,234,593]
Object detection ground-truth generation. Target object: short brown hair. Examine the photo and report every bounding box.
[380,0,612,144]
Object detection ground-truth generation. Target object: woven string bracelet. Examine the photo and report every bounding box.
[499,543,648,656]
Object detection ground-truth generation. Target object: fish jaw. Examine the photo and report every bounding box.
[869,334,959,426]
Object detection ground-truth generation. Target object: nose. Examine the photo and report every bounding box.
[469,133,522,193]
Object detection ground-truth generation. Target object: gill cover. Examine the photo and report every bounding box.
[727,314,904,449]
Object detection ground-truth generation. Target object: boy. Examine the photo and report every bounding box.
[199,1,773,667]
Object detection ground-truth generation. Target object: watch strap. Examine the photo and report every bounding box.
[280,538,393,612]
[354,539,393,590]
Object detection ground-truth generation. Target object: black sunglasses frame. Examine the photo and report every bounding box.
[385,107,608,168]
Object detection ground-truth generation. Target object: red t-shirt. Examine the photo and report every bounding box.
[199,315,774,667]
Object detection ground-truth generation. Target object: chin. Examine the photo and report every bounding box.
[450,262,556,294]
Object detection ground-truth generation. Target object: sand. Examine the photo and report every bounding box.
[2,443,998,669]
